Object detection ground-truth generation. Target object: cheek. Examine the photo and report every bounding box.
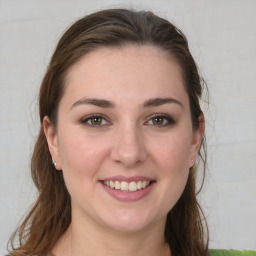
[57,132,109,182]
[150,130,192,206]
[57,133,111,207]
[155,138,190,212]
[151,131,192,172]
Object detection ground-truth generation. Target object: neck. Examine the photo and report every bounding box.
[52,212,171,256]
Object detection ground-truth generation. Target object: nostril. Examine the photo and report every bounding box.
[110,132,147,167]
[110,147,148,168]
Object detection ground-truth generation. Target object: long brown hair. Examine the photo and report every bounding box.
[8,9,209,256]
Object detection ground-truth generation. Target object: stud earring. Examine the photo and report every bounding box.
[190,155,196,167]
[52,160,57,168]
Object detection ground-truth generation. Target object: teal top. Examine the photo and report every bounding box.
[210,250,256,255]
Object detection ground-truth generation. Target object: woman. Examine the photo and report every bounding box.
[8,8,210,256]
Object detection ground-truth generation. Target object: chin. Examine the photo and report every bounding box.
[100,209,160,234]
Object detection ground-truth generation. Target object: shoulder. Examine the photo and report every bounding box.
[210,249,256,256]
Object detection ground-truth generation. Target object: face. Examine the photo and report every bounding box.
[44,45,203,234]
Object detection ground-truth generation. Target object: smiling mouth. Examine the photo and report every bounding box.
[102,180,154,192]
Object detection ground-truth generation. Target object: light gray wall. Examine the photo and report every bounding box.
[0,0,255,254]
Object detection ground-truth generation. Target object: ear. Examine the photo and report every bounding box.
[189,113,205,168]
[43,116,62,170]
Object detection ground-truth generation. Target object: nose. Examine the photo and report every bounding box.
[110,124,147,168]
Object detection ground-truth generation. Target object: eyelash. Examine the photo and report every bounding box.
[145,114,175,127]
[80,114,175,128]
[80,114,110,128]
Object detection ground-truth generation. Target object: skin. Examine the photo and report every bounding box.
[44,45,204,256]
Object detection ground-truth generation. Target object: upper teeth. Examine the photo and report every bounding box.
[103,180,150,192]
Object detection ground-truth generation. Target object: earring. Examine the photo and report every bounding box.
[191,154,198,166]
[52,160,57,168]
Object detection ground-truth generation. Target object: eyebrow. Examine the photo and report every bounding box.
[71,98,115,109]
[70,97,183,110]
[143,97,183,108]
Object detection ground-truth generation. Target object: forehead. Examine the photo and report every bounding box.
[63,45,188,107]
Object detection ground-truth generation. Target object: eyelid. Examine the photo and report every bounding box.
[80,114,112,127]
[144,113,176,127]
[80,113,175,128]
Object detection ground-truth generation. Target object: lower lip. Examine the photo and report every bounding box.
[101,182,155,202]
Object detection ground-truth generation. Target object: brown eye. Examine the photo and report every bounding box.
[81,115,109,127]
[91,117,103,125]
[146,115,175,127]
[152,116,164,125]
